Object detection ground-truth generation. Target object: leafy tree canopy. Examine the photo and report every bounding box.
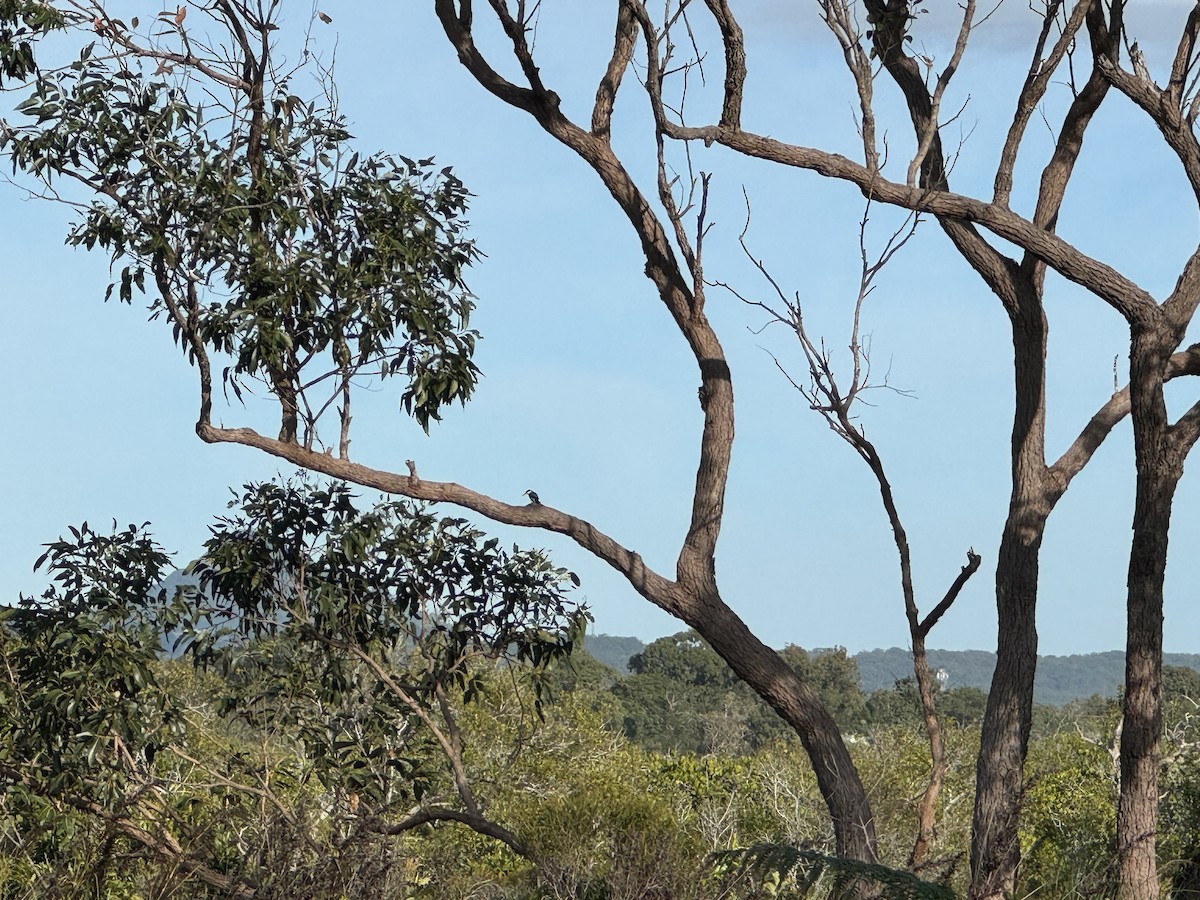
[2,17,480,441]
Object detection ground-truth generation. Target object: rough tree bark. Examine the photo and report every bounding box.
[1119,329,1178,897]
[1115,320,1200,898]
[1084,5,1200,894]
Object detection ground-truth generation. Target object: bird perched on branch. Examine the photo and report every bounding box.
[524,489,541,505]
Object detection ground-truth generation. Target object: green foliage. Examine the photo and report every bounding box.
[1161,747,1200,896]
[0,525,195,897]
[845,724,975,887]
[1,12,481,436]
[1157,669,1200,896]
[616,632,743,753]
[935,686,987,726]
[0,0,62,86]
[1164,664,1200,727]
[178,478,588,804]
[522,783,703,900]
[404,678,699,898]
[862,679,923,728]
[0,479,590,897]
[615,633,869,755]
[630,631,739,687]
[713,843,954,899]
[4,561,1189,900]
[0,523,182,804]
[194,479,584,666]
[863,679,986,729]
[778,646,868,730]
[611,671,709,753]
[1019,732,1118,897]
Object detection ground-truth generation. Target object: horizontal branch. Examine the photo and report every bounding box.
[662,123,1159,325]
[380,806,534,860]
[196,423,679,611]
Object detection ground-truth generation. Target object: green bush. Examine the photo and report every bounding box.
[1019,732,1117,897]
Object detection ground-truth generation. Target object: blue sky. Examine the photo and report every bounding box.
[1,1,1197,656]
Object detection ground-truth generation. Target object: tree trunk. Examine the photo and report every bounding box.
[970,533,1041,900]
[970,306,1050,900]
[909,629,945,869]
[690,596,879,864]
[1118,483,1171,899]
[1117,328,1180,899]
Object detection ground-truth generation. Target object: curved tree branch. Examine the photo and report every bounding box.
[663,121,1157,325]
[197,422,678,610]
[1049,344,1200,493]
[380,806,535,860]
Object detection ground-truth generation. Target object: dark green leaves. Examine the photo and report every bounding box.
[176,478,588,799]
[1,522,180,805]
[2,24,482,440]
[0,0,63,86]
[189,479,585,676]
[3,479,586,836]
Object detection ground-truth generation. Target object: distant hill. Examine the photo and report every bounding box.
[856,648,1000,695]
[581,635,1200,706]
[581,634,645,673]
[846,648,1200,706]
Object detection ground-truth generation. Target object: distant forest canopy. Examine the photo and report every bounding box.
[582,634,1200,707]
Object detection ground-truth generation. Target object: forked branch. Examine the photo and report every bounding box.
[720,196,980,868]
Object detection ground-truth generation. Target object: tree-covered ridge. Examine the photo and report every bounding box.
[580,634,646,674]
[856,648,1200,707]
[584,636,1200,707]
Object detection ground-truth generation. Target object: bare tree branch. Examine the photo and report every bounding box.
[591,1,638,137]
[660,122,1157,325]
[919,550,983,639]
[380,806,534,860]
[994,0,1092,208]
[907,0,975,189]
[701,0,743,129]
[1049,344,1200,492]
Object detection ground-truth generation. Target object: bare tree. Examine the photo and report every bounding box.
[721,198,981,870]
[581,1,1200,896]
